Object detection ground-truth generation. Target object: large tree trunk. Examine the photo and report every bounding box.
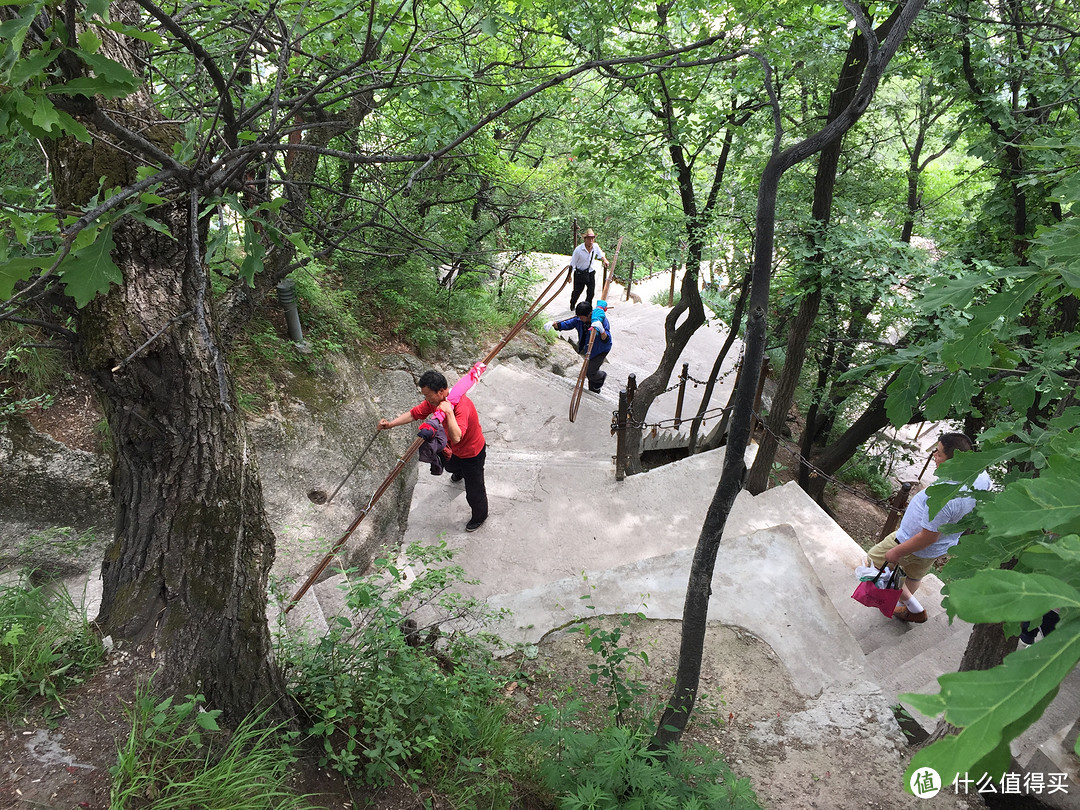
[83,214,286,718]
[39,1,288,721]
[746,6,904,495]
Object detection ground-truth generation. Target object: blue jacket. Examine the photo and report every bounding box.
[554,315,612,359]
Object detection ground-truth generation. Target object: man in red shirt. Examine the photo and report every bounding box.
[378,370,488,532]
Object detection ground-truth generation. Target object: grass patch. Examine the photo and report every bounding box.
[0,573,104,720]
[111,685,309,809]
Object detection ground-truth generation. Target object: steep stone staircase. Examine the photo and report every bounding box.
[50,276,1080,808]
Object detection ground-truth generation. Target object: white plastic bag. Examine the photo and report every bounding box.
[855,563,893,588]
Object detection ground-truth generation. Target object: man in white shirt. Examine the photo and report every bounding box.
[865,433,992,623]
[565,228,608,311]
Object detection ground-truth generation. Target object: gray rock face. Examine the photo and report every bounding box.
[253,355,423,592]
[0,417,113,577]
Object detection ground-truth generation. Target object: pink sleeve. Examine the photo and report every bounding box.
[447,362,488,404]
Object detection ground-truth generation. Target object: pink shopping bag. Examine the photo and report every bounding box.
[851,564,903,617]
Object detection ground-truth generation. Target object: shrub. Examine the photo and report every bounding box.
[278,541,524,805]
[837,456,893,500]
[531,612,760,809]
[530,707,760,810]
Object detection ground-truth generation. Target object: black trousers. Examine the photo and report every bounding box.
[570,271,595,310]
[586,352,608,392]
[443,445,488,523]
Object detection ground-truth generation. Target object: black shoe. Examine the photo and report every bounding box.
[450,472,464,483]
[465,517,486,532]
[589,386,603,393]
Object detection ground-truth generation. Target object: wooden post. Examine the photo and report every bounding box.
[669,262,677,306]
[626,259,635,301]
[876,482,913,544]
[615,388,628,482]
[674,363,689,428]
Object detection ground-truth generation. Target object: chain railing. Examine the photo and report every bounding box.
[750,410,916,516]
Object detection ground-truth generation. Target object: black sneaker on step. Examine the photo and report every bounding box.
[450,472,464,482]
[465,517,486,532]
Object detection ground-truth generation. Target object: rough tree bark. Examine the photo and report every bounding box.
[652,0,927,749]
[36,1,288,720]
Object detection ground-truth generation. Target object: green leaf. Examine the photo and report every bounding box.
[929,445,1020,507]
[9,47,58,86]
[941,531,1036,584]
[918,272,988,310]
[966,274,1042,331]
[85,0,110,19]
[54,110,91,143]
[0,1,46,72]
[1021,536,1080,581]
[922,371,975,421]
[901,690,945,718]
[99,20,164,46]
[127,209,174,238]
[0,256,49,299]
[902,626,1080,789]
[74,49,139,90]
[941,328,992,372]
[195,710,220,731]
[30,94,61,133]
[886,363,923,426]
[77,29,102,53]
[980,456,1080,537]
[58,225,122,306]
[948,570,1080,623]
[48,76,135,100]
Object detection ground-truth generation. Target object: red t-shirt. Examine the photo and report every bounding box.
[410,394,485,458]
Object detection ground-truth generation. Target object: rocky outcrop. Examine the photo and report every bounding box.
[0,416,114,577]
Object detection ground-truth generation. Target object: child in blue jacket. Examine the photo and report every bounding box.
[552,300,612,393]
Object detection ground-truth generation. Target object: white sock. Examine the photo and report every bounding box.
[905,595,925,613]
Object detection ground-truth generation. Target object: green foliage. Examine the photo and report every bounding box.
[0,323,65,399]
[278,542,521,805]
[836,457,893,501]
[18,526,99,560]
[530,706,759,810]
[0,385,53,420]
[111,685,307,809]
[290,265,370,349]
[896,141,1080,790]
[530,607,757,809]
[0,573,103,717]
[339,250,543,355]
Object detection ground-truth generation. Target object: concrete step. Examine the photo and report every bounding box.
[485,524,873,699]
[641,428,689,452]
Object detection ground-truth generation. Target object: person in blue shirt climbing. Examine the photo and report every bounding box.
[551,300,612,393]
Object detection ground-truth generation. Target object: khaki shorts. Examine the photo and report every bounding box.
[865,532,936,582]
